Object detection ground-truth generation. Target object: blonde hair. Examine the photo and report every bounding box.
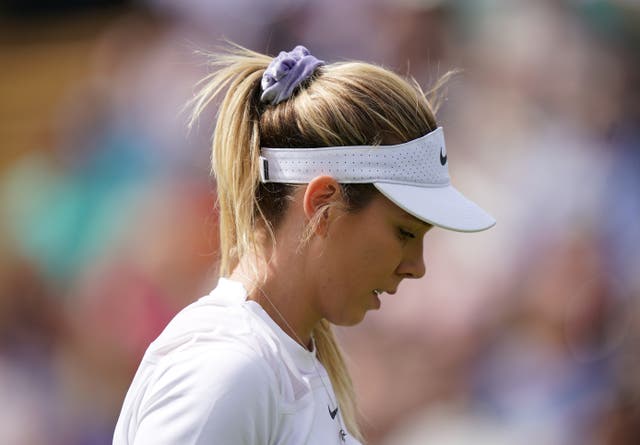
[189,44,444,441]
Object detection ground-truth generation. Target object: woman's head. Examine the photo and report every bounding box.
[189,44,494,441]
[190,45,443,277]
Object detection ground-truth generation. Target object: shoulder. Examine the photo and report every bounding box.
[144,284,265,363]
[149,341,279,407]
[119,281,293,443]
[143,293,281,402]
[134,342,280,444]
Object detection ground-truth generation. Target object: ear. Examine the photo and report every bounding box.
[303,176,342,235]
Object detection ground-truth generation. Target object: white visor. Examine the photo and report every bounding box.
[259,127,495,232]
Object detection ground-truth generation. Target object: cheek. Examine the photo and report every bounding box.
[338,233,383,271]
[361,230,403,268]
[338,233,402,284]
[322,214,403,288]
[316,237,369,301]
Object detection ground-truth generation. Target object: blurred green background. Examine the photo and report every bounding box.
[1,0,639,444]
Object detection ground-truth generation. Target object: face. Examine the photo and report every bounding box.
[310,193,431,326]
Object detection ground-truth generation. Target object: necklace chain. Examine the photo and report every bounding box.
[250,282,348,442]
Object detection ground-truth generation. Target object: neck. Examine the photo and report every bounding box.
[230,248,320,350]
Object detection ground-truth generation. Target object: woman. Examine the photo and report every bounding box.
[113,45,495,444]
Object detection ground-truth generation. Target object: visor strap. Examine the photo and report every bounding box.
[259,127,450,186]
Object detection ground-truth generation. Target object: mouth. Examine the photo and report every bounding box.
[371,289,382,309]
[373,288,397,296]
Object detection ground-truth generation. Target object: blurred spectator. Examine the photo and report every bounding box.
[1,0,639,443]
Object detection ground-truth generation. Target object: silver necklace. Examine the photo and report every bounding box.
[251,283,349,443]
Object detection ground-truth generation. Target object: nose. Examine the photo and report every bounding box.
[396,241,426,279]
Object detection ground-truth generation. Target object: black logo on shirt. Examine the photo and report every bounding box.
[328,405,339,419]
[440,146,447,166]
[340,429,347,442]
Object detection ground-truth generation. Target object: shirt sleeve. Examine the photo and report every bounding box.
[132,345,279,445]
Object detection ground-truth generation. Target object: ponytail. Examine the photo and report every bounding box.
[314,320,363,441]
[188,45,364,441]
[188,46,271,276]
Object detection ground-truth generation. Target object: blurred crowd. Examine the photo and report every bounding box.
[1,0,639,444]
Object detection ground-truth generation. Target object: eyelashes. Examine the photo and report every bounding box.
[398,228,416,240]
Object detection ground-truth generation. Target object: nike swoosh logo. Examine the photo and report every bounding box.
[440,147,447,166]
[328,405,339,420]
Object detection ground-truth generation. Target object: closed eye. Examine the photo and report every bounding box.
[398,228,416,240]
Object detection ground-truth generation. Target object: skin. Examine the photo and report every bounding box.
[231,176,431,350]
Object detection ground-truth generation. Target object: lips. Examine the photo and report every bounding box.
[372,288,398,296]
[371,291,381,309]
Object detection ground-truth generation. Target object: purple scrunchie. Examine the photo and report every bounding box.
[260,45,325,105]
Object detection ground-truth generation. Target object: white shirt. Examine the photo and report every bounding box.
[113,278,362,445]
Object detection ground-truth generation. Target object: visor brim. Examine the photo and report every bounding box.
[374,182,496,233]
